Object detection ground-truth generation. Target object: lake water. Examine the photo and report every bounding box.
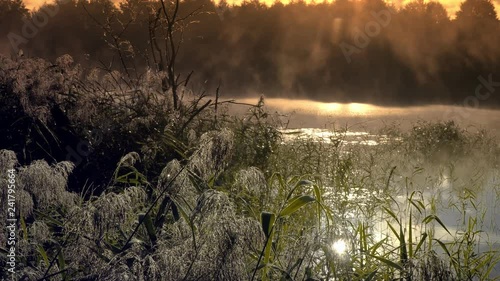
[279,126,500,276]
[231,97,500,135]
[231,98,500,276]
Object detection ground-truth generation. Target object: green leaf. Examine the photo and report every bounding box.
[57,250,67,280]
[383,206,400,224]
[260,212,277,281]
[34,210,63,227]
[434,239,451,258]
[367,253,403,271]
[286,179,313,200]
[313,185,322,202]
[104,238,124,254]
[386,222,400,240]
[297,180,313,186]
[20,216,28,241]
[408,211,413,258]
[139,212,157,244]
[261,212,276,239]
[369,238,387,255]
[399,227,408,263]
[170,197,197,249]
[409,197,424,214]
[423,215,451,235]
[313,185,322,227]
[364,270,378,281]
[37,245,50,267]
[414,232,428,256]
[84,244,111,263]
[187,169,209,193]
[385,166,397,190]
[115,170,147,185]
[279,195,315,217]
[170,197,191,222]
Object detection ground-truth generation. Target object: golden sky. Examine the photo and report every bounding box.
[25,0,500,20]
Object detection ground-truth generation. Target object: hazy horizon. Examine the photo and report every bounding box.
[21,0,500,18]
[2,0,500,109]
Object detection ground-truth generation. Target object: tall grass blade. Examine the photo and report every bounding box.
[424,215,451,235]
[139,212,157,244]
[261,212,276,239]
[37,245,50,267]
[279,195,315,217]
[367,253,403,271]
[414,232,428,255]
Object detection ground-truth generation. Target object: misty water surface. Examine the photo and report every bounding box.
[230,98,500,135]
[231,97,500,275]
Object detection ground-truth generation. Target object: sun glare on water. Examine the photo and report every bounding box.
[237,98,382,116]
[319,102,374,116]
[319,102,342,112]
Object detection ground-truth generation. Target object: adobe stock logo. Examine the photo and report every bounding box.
[443,74,500,121]
[339,7,396,63]
[65,127,107,167]
[7,1,68,53]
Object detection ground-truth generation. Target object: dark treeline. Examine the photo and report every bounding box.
[1,0,499,106]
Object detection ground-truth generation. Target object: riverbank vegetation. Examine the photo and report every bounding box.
[1,54,500,280]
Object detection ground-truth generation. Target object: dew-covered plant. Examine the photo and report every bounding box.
[2,66,500,281]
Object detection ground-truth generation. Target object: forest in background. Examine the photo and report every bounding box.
[1,0,499,106]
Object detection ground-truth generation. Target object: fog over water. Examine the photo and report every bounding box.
[231,97,500,135]
[232,97,500,276]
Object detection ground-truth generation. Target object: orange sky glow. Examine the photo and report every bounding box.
[24,0,500,20]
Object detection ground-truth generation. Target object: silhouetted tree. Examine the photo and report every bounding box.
[426,1,449,24]
[0,0,28,54]
[456,0,498,21]
[1,0,499,106]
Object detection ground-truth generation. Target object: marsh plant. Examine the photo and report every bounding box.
[0,53,224,192]
[2,54,500,280]
[2,116,500,280]
[0,128,260,280]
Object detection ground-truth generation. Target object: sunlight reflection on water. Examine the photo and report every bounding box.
[277,121,500,276]
[231,97,500,268]
[280,128,391,145]
[232,97,500,135]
